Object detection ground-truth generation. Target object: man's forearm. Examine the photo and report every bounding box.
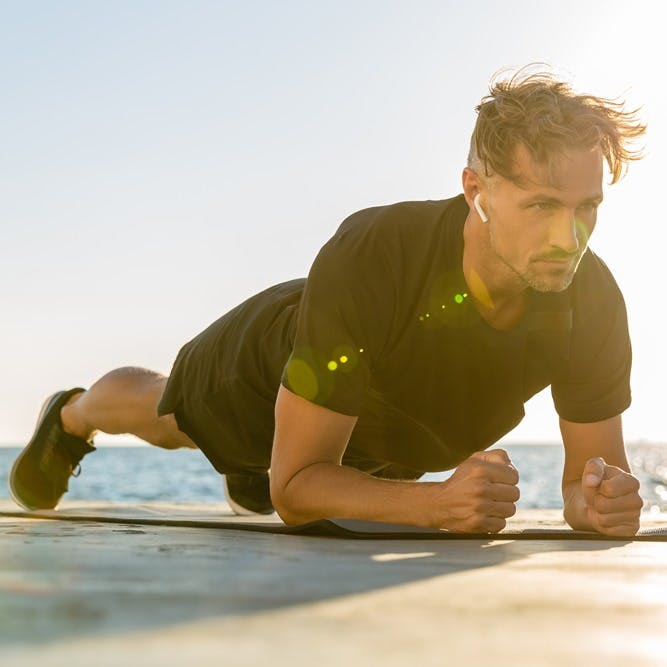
[274,462,438,528]
[562,479,595,531]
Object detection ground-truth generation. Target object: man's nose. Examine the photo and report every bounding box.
[549,209,580,255]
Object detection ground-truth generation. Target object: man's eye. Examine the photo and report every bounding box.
[531,202,553,210]
[578,202,599,211]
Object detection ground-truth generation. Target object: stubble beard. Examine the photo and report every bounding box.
[521,263,578,293]
[488,225,584,294]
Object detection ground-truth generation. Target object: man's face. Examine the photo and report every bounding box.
[480,144,604,293]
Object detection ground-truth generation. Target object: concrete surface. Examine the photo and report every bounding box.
[1,500,666,666]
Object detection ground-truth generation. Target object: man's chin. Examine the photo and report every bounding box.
[524,273,575,293]
[523,258,581,293]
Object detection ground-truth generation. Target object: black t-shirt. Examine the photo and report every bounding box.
[280,193,632,472]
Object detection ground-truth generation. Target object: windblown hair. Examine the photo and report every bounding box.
[468,64,646,185]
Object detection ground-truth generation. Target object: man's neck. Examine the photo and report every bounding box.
[461,212,529,331]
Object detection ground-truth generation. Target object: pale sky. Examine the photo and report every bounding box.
[1,0,665,446]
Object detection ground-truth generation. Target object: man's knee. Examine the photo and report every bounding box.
[107,366,166,389]
[148,413,198,450]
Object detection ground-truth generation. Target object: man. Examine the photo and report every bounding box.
[9,67,646,535]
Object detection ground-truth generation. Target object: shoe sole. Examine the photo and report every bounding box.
[8,391,69,511]
[222,475,275,516]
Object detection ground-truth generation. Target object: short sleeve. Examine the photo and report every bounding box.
[551,255,632,423]
[281,224,395,415]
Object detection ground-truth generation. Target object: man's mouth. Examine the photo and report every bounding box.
[534,254,578,266]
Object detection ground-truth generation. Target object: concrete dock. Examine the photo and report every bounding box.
[1,500,666,666]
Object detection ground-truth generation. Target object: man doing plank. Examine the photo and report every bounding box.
[10,66,646,535]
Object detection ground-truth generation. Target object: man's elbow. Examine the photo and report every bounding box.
[270,461,327,526]
[271,495,297,526]
[270,480,306,526]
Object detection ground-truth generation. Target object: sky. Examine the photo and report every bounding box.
[1,0,666,446]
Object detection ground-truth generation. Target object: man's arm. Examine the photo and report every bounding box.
[270,385,520,532]
[560,414,643,535]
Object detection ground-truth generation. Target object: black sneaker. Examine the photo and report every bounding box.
[222,471,274,515]
[8,388,96,510]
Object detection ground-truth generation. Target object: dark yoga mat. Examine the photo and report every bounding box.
[1,505,666,541]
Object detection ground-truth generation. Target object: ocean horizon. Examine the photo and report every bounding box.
[1,442,665,512]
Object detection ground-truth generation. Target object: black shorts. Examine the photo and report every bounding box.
[157,280,303,475]
[158,278,424,481]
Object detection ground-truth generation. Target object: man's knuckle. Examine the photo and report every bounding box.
[476,465,492,479]
[472,480,489,496]
[469,516,486,531]
[471,498,487,513]
[627,495,643,510]
[488,518,506,533]
[467,465,483,479]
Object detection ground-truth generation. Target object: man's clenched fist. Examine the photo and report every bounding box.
[581,457,643,536]
[431,448,520,533]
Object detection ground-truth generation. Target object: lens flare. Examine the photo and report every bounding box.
[575,218,591,246]
[285,358,319,400]
[332,344,358,371]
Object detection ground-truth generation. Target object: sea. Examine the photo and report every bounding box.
[1,443,666,512]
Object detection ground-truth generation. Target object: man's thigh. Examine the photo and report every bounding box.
[154,411,199,450]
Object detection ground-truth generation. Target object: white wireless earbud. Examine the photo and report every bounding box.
[473,193,489,223]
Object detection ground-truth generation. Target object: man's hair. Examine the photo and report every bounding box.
[468,64,646,185]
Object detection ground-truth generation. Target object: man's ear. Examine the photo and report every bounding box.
[461,166,482,209]
[462,167,491,223]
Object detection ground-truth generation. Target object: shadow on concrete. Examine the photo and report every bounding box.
[0,515,633,648]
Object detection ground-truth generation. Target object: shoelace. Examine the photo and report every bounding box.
[40,422,90,481]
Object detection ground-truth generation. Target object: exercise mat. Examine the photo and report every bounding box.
[1,501,666,541]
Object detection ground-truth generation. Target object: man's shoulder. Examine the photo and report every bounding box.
[574,249,622,291]
[334,193,468,240]
[571,248,626,313]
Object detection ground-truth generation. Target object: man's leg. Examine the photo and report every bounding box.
[65,367,276,515]
[9,366,196,511]
[60,366,197,449]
